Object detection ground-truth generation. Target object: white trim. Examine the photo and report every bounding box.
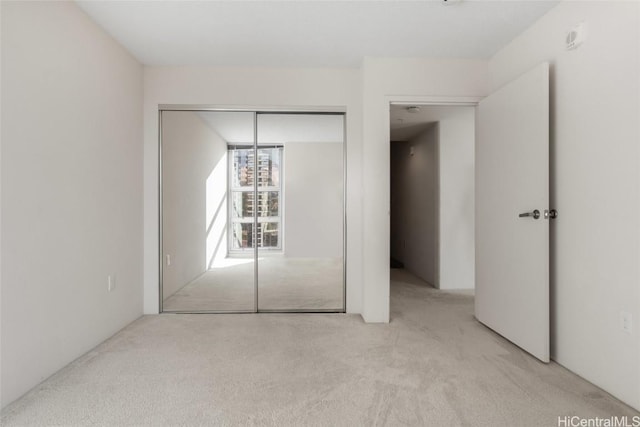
[159,104,347,113]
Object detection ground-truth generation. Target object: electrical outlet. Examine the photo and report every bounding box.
[620,311,632,334]
[107,275,116,292]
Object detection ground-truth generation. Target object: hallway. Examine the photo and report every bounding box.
[2,270,636,426]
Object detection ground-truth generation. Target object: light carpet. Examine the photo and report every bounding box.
[2,269,637,426]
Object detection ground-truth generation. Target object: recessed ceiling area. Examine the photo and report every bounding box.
[75,0,560,67]
[196,112,344,144]
[390,104,475,141]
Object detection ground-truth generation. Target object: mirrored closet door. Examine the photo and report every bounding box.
[160,109,344,313]
[161,111,256,312]
[256,113,345,311]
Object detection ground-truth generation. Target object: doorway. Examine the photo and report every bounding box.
[389,104,475,292]
[160,109,346,313]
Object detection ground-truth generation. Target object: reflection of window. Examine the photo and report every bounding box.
[228,145,283,252]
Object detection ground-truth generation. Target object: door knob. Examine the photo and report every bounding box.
[519,209,540,219]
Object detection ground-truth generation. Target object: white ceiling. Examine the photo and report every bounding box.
[390,104,474,141]
[76,0,560,68]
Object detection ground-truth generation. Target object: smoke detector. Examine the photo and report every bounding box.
[406,106,421,114]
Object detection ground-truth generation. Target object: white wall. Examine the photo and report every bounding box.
[1,1,143,409]
[161,111,228,299]
[489,0,640,409]
[145,58,485,321]
[284,142,343,258]
[362,58,488,322]
[390,126,440,286]
[389,143,406,264]
[144,67,363,314]
[438,108,475,290]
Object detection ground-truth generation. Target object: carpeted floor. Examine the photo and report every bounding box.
[1,269,637,426]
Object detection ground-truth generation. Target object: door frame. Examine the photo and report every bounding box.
[158,105,348,314]
[385,96,482,318]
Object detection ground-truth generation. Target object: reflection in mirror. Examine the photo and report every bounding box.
[161,111,255,312]
[161,110,345,313]
[256,114,345,311]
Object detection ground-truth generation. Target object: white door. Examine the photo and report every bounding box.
[475,62,550,362]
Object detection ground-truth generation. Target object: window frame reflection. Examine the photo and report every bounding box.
[228,145,283,253]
